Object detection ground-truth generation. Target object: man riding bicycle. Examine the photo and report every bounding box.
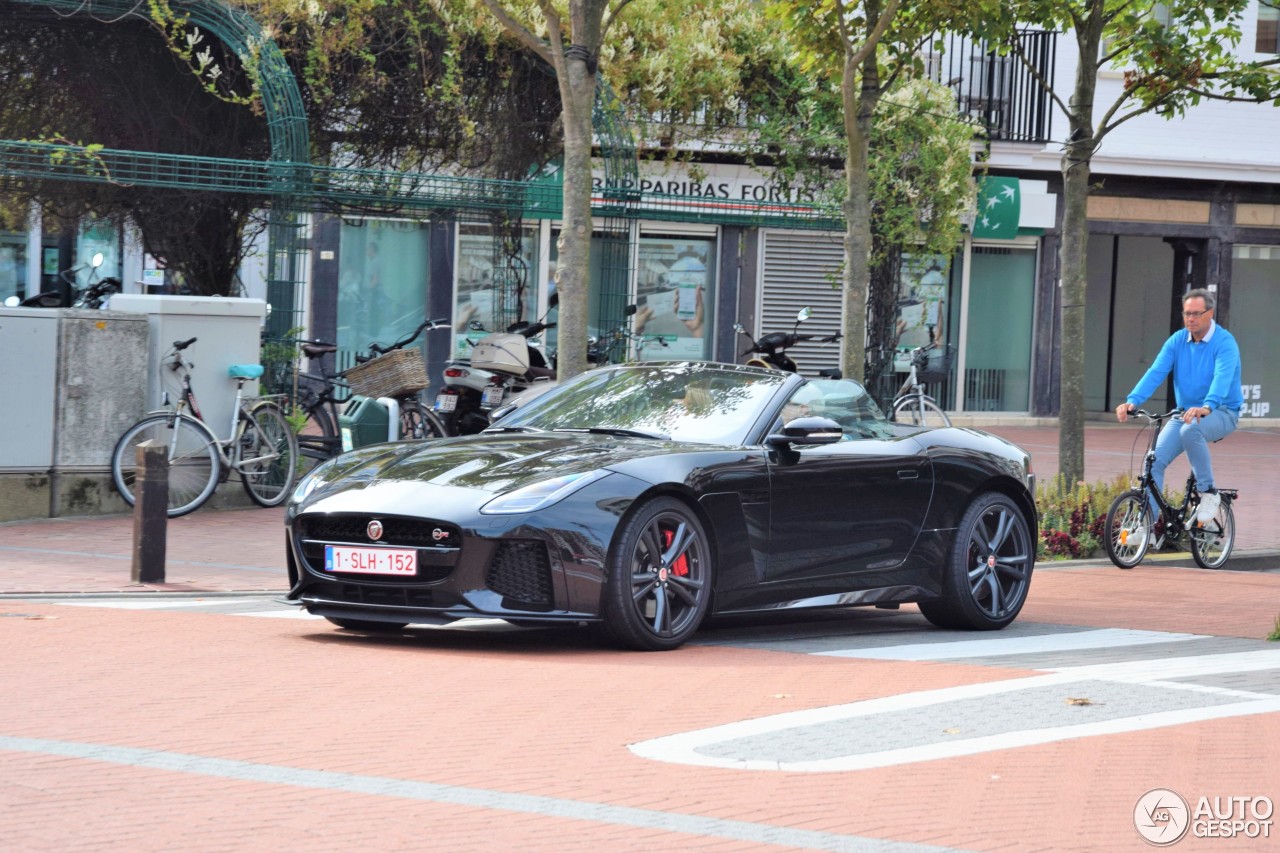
[1114,289,1242,526]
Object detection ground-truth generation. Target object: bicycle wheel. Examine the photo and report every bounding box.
[1104,490,1152,569]
[238,402,299,507]
[399,398,450,439]
[111,413,221,517]
[290,391,341,461]
[891,394,950,428]
[1189,498,1235,570]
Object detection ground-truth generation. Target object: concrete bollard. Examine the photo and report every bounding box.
[131,440,169,584]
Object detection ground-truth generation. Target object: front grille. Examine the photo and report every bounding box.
[486,541,553,608]
[296,513,459,584]
[298,514,461,548]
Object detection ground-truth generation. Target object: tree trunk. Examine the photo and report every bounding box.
[1058,151,1090,485]
[554,55,597,380]
[1057,10,1104,488]
[840,50,875,382]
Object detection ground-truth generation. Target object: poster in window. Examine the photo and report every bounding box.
[635,237,715,360]
[895,254,948,371]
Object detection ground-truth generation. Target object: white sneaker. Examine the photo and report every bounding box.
[1196,490,1221,524]
[1126,525,1147,552]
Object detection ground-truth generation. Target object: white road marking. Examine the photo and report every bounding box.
[54,599,249,610]
[814,628,1205,660]
[630,649,1280,772]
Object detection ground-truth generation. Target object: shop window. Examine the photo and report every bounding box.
[76,219,121,289]
[0,237,26,303]
[454,224,540,359]
[1229,245,1280,419]
[337,220,430,357]
[964,246,1036,411]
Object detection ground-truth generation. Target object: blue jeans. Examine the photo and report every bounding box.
[1151,407,1239,508]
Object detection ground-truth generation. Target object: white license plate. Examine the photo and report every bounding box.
[324,545,417,576]
[434,393,458,412]
[481,386,506,408]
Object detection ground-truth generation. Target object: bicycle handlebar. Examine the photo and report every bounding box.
[1126,407,1185,421]
[366,318,449,357]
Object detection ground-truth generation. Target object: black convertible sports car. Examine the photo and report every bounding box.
[285,361,1037,650]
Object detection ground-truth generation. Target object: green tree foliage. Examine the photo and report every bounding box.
[986,0,1280,486]
[764,0,996,382]
[0,9,268,294]
[474,0,788,379]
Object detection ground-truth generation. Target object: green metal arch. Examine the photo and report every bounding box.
[10,0,309,171]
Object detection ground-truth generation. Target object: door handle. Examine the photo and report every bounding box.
[897,469,919,480]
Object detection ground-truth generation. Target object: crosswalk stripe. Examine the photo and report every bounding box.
[814,628,1207,661]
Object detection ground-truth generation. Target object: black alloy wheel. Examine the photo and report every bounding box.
[919,492,1034,630]
[602,497,712,651]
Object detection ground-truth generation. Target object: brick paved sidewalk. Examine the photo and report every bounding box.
[1,423,1276,595]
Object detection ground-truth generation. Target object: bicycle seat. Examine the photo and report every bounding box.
[228,364,265,380]
[301,342,338,358]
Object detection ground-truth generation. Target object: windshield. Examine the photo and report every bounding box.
[492,363,788,445]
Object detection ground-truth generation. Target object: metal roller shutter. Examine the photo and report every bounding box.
[759,230,845,377]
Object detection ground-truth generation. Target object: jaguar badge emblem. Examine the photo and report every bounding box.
[432,528,448,542]
[367,520,384,541]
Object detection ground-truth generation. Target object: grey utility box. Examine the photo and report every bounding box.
[0,307,59,470]
[0,306,149,520]
[108,295,269,441]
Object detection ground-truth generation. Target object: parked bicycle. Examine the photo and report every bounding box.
[890,343,953,427]
[286,339,349,462]
[1104,407,1237,570]
[344,319,451,441]
[111,337,299,517]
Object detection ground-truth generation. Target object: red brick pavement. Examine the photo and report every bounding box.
[0,422,1275,595]
[2,425,1279,851]
[1,568,1278,851]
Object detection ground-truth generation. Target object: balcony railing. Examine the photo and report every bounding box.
[927,29,1056,144]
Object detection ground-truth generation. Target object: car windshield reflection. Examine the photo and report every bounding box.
[492,363,788,445]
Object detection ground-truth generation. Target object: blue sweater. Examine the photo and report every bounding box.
[1126,321,1243,413]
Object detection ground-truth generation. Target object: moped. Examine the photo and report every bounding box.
[3,252,120,309]
[735,307,841,374]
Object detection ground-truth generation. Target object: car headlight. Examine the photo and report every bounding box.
[480,470,610,515]
[290,458,340,505]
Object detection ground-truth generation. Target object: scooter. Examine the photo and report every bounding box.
[435,297,559,435]
[735,307,842,374]
[2,252,120,309]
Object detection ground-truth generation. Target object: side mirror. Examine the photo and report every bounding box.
[468,320,486,332]
[766,416,843,447]
[796,307,812,323]
[3,295,19,307]
[91,252,105,269]
[548,292,559,309]
[624,303,637,317]
[733,323,746,334]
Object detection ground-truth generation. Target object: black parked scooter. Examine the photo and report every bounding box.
[3,252,120,309]
[735,307,841,374]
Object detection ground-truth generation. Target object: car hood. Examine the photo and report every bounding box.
[304,432,710,499]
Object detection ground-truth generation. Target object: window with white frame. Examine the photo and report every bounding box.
[1259,1,1280,53]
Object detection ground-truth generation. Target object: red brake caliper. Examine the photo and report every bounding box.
[662,528,689,576]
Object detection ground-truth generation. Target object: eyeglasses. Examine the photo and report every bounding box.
[1182,310,1210,319]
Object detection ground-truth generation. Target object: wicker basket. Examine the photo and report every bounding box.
[342,348,428,398]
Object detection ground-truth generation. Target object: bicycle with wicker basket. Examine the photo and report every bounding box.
[890,342,953,428]
[343,319,451,441]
